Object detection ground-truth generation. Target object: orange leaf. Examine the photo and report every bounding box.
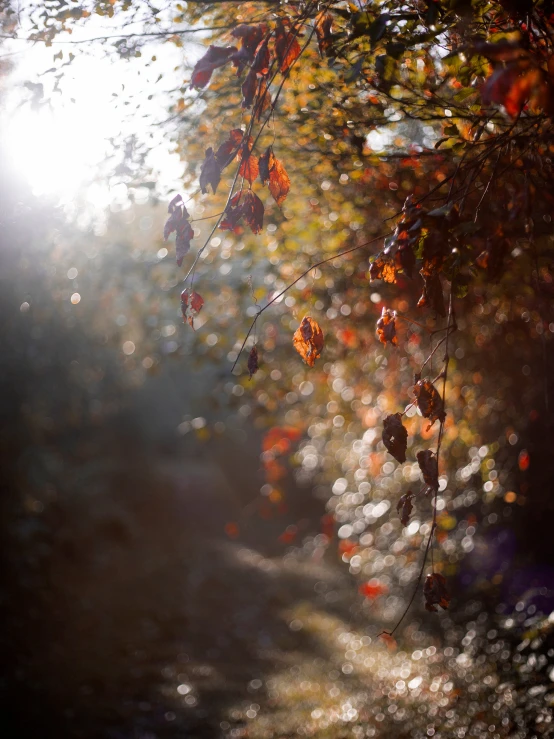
[268,157,290,206]
[293,316,324,366]
[239,153,260,185]
[259,145,290,205]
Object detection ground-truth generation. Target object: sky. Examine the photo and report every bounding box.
[1,9,195,209]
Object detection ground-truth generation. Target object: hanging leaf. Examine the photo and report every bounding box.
[259,146,290,205]
[241,67,258,108]
[423,573,450,612]
[164,194,193,265]
[230,23,268,73]
[231,23,268,55]
[274,19,301,73]
[239,152,260,185]
[414,379,446,426]
[417,271,446,316]
[396,491,414,526]
[416,449,439,492]
[181,289,204,329]
[220,190,264,234]
[314,11,334,57]
[482,62,548,118]
[214,129,244,169]
[382,413,407,463]
[199,147,221,194]
[190,45,239,89]
[259,146,274,184]
[176,221,194,267]
[254,80,272,120]
[251,36,271,76]
[269,158,290,206]
[376,307,398,346]
[369,254,397,283]
[242,190,264,234]
[248,345,259,379]
[220,191,245,233]
[293,316,324,366]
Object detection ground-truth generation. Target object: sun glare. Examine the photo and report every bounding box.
[3,40,184,206]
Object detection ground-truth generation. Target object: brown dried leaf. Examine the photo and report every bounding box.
[259,145,275,184]
[274,19,301,73]
[396,491,414,527]
[248,346,259,379]
[369,255,397,283]
[423,573,450,612]
[383,413,407,463]
[414,379,446,427]
[293,316,324,367]
[181,289,204,329]
[416,449,439,492]
[254,80,272,121]
[315,11,334,57]
[376,307,398,346]
[241,67,258,108]
[252,36,271,76]
[417,271,445,316]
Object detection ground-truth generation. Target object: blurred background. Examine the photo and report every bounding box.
[1,3,554,739]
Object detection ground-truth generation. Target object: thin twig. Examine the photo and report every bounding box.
[231,231,391,371]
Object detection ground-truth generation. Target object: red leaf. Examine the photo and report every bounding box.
[220,190,264,234]
[359,579,388,600]
[190,45,239,89]
[180,289,204,329]
[482,63,548,118]
[241,190,264,233]
[220,191,244,233]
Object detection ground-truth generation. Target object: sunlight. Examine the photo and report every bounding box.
[2,40,184,205]
[4,100,110,199]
